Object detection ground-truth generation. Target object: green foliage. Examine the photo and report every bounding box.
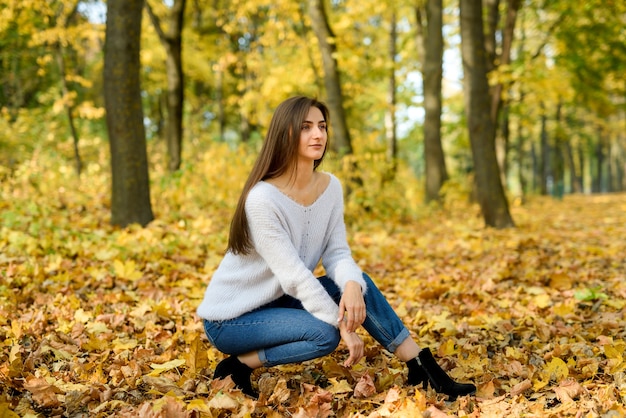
[574,286,608,302]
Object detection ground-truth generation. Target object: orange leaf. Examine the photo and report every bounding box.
[353,373,376,398]
[23,376,62,408]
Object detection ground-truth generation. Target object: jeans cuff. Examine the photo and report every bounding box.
[386,327,411,353]
[258,348,268,366]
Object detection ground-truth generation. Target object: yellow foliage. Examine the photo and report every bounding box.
[1,131,626,416]
[113,259,143,281]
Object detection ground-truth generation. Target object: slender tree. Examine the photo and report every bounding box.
[104,0,154,227]
[385,7,398,177]
[54,2,83,176]
[459,0,514,228]
[417,0,448,202]
[308,0,352,154]
[146,0,186,172]
[490,0,521,185]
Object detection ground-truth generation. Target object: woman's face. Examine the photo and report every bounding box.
[298,106,327,164]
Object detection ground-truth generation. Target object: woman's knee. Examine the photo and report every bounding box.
[311,324,340,356]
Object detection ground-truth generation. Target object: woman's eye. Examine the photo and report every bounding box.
[302,125,311,130]
[319,124,327,131]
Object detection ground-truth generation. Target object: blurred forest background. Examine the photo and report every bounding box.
[1,0,626,417]
[1,0,625,227]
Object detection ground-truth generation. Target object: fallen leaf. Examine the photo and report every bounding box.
[267,378,291,404]
[510,379,532,397]
[353,373,376,398]
[149,359,186,376]
[23,376,62,408]
[554,378,584,403]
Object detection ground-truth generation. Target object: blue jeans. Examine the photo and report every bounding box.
[203,273,411,367]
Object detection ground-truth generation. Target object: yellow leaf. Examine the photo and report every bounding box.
[130,301,152,318]
[549,272,572,290]
[604,344,625,360]
[534,294,551,309]
[55,318,73,334]
[186,398,211,413]
[86,321,111,335]
[94,248,119,261]
[552,302,575,317]
[153,300,172,318]
[546,357,569,381]
[74,309,91,323]
[9,345,21,363]
[532,372,550,391]
[82,336,109,352]
[604,299,626,309]
[327,378,353,394]
[504,346,525,360]
[10,320,22,340]
[0,403,20,418]
[113,259,143,281]
[420,312,457,337]
[149,359,186,376]
[112,338,138,351]
[439,339,457,356]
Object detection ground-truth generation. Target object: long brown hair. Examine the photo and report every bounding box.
[227,96,330,255]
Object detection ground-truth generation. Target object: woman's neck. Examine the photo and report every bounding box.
[267,163,326,206]
[278,162,316,191]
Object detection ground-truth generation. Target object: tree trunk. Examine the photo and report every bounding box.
[563,140,581,193]
[104,0,154,227]
[308,0,352,155]
[563,111,582,193]
[515,111,528,198]
[384,8,397,178]
[419,0,448,202]
[498,104,510,187]
[484,0,499,73]
[491,0,520,122]
[216,60,225,141]
[146,0,186,172]
[531,141,538,193]
[578,141,586,193]
[460,0,514,228]
[552,103,564,198]
[54,4,82,176]
[593,128,605,193]
[56,47,82,176]
[539,106,549,195]
[492,0,521,186]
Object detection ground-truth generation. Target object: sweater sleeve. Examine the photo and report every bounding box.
[245,190,340,327]
[321,177,367,294]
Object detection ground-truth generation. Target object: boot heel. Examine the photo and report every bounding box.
[214,356,259,398]
[417,348,476,400]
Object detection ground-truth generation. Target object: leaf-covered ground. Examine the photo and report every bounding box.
[1,147,626,417]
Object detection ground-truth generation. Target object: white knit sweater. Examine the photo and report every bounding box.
[196,173,367,327]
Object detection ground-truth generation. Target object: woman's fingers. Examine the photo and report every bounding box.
[342,332,364,367]
[340,289,366,332]
[345,305,366,331]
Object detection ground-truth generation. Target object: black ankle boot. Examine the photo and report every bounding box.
[214,356,258,398]
[406,358,429,389]
[411,348,476,400]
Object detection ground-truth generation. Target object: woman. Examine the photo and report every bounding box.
[196,96,476,399]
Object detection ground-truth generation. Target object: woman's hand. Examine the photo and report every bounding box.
[339,320,364,367]
[338,281,366,332]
